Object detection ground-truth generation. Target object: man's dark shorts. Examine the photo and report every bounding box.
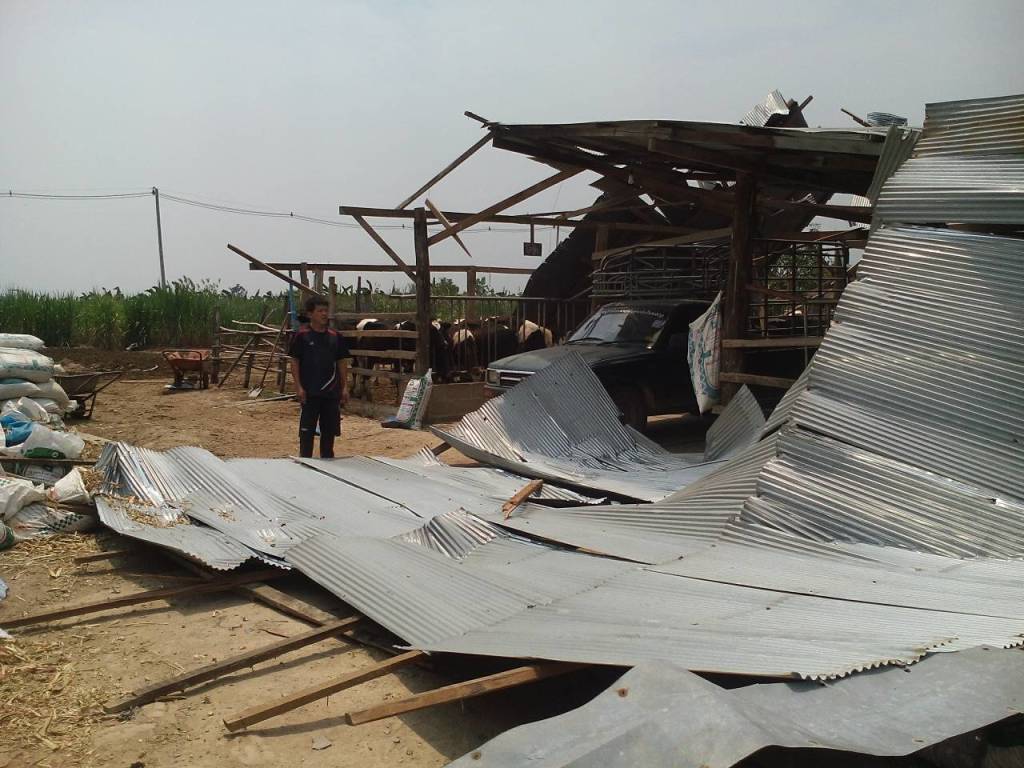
[299,397,341,438]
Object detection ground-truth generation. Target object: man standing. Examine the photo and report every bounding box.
[288,295,351,458]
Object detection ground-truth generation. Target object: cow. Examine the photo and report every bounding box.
[517,319,555,352]
[394,320,453,382]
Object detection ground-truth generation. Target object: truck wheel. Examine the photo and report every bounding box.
[608,385,647,432]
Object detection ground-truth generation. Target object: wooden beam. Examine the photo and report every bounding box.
[425,198,473,259]
[427,169,582,246]
[104,616,362,713]
[721,172,757,404]
[73,549,136,564]
[430,441,451,456]
[250,263,536,275]
[721,337,823,349]
[413,207,432,376]
[3,569,285,629]
[222,650,424,732]
[227,245,315,294]
[339,329,418,339]
[350,214,417,281]
[345,662,584,725]
[350,367,412,382]
[350,349,418,361]
[340,205,695,236]
[503,479,544,519]
[593,228,732,262]
[335,311,416,322]
[397,133,492,209]
[719,372,797,389]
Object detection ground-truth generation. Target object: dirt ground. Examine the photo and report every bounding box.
[0,350,711,768]
[0,360,528,768]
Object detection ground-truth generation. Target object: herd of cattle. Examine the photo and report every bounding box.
[340,317,556,383]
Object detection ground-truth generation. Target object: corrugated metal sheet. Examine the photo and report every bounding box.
[913,93,1024,156]
[702,385,765,461]
[395,509,505,559]
[418,567,1022,679]
[875,156,1024,224]
[432,352,723,501]
[740,90,790,127]
[449,648,1024,768]
[283,534,631,647]
[94,496,257,571]
[865,124,920,203]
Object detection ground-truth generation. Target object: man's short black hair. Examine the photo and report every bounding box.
[304,295,329,313]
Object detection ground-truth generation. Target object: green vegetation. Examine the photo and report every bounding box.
[0,276,527,349]
[0,279,281,349]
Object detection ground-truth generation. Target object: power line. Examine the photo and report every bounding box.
[6,190,151,200]
[4,188,553,234]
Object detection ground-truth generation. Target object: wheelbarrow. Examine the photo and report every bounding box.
[162,349,212,392]
[54,370,124,419]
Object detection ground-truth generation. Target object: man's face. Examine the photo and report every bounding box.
[310,304,330,327]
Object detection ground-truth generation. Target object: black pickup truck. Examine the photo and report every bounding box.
[484,299,711,431]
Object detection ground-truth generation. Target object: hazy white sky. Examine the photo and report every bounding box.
[2,0,1022,295]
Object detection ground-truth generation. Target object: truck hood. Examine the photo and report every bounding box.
[489,342,655,373]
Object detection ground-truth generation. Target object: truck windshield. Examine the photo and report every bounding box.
[568,308,667,345]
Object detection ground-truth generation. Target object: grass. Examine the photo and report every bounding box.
[0,277,526,350]
[0,279,281,349]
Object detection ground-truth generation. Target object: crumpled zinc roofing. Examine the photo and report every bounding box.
[432,351,726,501]
[449,647,1024,768]
[96,443,562,566]
[299,94,1024,681]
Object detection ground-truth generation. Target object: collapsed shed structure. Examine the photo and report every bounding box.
[8,93,1023,766]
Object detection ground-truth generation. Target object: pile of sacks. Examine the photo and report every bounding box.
[0,468,96,549]
[0,333,83,461]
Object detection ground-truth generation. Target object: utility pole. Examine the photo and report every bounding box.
[153,187,166,288]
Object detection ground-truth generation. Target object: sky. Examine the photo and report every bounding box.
[2,0,1022,296]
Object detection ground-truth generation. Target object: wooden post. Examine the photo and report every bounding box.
[413,207,432,376]
[328,276,337,327]
[355,276,363,313]
[277,357,288,392]
[242,353,255,388]
[313,268,324,294]
[721,172,757,404]
[465,267,478,322]
[211,308,221,385]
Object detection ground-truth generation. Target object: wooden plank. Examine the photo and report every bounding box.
[339,329,418,339]
[349,367,411,382]
[335,311,415,322]
[240,583,339,626]
[426,198,473,259]
[719,372,797,389]
[253,263,535,275]
[103,616,362,713]
[222,650,424,731]
[413,207,432,376]
[503,479,544,519]
[593,228,732,261]
[73,549,136,564]
[427,169,581,246]
[227,245,315,294]
[2,569,285,629]
[350,214,417,281]
[345,662,584,725]
[350,349,418,361]
[342,205,695,236]
[397,133,492,209]
[430,442,451,457]
[721,337,823,349]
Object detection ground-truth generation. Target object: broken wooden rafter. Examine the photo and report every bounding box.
[503,479,544,519]
[426,168,582,246]
[103,615,362,713]
[227,245,315,295]
[397,133,492,210]
[425,198,474,259]
[222,650,424,731]
[350,214,417,281]
[3,568,286,629]
[345,662,586,725]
